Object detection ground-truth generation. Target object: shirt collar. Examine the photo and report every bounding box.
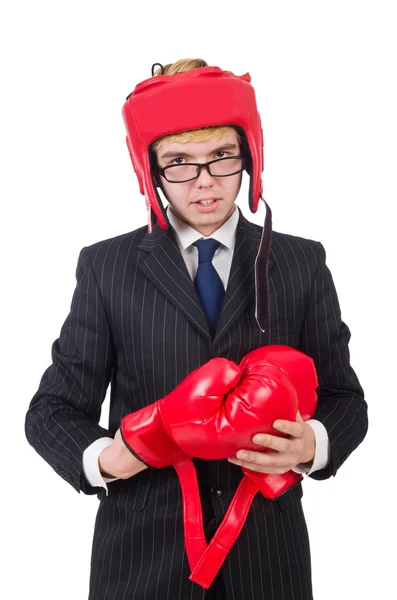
[166,202,239,252]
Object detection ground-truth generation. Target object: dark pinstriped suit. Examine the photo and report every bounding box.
[25,207,367,599]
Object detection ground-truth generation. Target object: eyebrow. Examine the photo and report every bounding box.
[159,143,239,161]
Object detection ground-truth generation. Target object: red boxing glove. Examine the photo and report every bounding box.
[238,345,318,499]
[161,354,299,460]
[120,358,241,468]
[121,352,300,467]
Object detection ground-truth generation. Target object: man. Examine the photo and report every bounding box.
[25,58,368,600]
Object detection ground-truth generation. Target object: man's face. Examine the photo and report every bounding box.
[155,129,243,236]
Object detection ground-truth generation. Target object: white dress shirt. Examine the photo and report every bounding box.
[83,203,330,493]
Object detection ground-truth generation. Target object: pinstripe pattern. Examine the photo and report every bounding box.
[25,207,367,599]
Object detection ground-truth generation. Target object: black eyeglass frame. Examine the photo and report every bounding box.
[158,156,245,183]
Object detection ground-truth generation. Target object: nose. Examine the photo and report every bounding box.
[194,164,214,187]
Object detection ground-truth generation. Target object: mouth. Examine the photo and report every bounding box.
[193,198,221,206]
[193,198,221,213]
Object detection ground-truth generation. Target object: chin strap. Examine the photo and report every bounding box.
[146,199,152,234]
[254,196,272,333]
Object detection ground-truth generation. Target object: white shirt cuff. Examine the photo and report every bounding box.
[82,437,119,495]
[292,419,330,475]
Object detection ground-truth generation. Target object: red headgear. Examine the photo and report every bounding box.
[122,64,272,332]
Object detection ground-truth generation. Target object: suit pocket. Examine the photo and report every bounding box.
[97,469,153,512]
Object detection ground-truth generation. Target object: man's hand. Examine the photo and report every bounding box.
[98,429,148,479]
[227,411,316,474]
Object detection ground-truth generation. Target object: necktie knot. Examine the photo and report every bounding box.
[193,239,221,264]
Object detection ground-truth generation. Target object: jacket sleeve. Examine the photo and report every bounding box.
[25,246,116,494]
[297,241,368,480]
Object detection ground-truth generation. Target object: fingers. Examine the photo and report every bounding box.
[227,451,297,474]
[252,433,293,453]
[272,418,304,439]
[251,416,304,453]
[227,418,306,473]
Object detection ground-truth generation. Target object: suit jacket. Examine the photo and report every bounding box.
[25,208,368,600]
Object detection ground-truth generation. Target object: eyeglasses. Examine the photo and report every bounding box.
[158,156,245,183]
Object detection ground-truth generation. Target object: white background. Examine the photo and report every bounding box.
[1,1,396,598]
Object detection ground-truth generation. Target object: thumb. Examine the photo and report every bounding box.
[296,409,304,424]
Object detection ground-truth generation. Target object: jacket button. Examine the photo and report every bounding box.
[211,485,223,498]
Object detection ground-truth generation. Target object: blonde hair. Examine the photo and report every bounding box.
[151,58,242,153]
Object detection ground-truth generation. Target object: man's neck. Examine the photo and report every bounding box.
[168,205,236,237]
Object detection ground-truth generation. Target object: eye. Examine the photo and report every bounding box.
[216,151,226,158]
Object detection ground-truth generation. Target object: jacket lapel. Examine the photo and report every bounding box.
[138,223,213,340]
[137,208,273,343]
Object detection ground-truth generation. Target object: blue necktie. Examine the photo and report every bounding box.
[193,239,225,334]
